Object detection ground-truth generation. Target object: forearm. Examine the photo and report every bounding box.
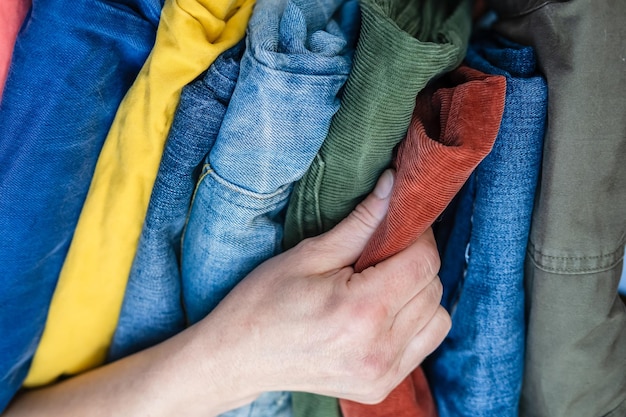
[4,323,257,417]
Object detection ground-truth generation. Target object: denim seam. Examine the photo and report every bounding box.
[527,238,626,274]
[206,164,292,199]
[180,166,213,257]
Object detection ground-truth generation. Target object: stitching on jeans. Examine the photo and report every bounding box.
[180,163,213,255]
[207,164,292,199]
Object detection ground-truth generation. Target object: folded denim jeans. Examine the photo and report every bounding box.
[425,34,547,417]
[182,0,356,324]
[181,0,356,415]
[0,0,162,409]
[109,43,244,361]
[25,0,254,387]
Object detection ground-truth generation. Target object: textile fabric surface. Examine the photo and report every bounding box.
[0,0,31,98]
[182,0,356,325]
[0,0,162,409]
[426,34,547,417]
[283,0,472,248]
[487,1,626,415]
[341,66,504,417]
[284,0,472,414]
[180,0,357,414]
[25,0,254,387]
[109,43,244,361]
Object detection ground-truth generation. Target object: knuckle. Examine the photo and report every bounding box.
[420,244,441,276]
[362,383,393,404]
[354,345,395,383]
[290,237,329,272]
[349,202,380,232]
[425,308,452,349]
[436,307,452,334]
[292,237,318,258]
[359,357,388,382]
[426,278,444,304]
[349,299,390,334]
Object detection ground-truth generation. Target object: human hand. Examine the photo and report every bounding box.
[201,169,450,406]
[2,170,449,417]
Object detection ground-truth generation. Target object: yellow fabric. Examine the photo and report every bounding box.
[24,0,254,387]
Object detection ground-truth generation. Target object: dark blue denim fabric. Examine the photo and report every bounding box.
[426,34,547,417]
[109,43,244,362]
[435,174,476,312]
[0,0,162,410]
[181,0,357,324]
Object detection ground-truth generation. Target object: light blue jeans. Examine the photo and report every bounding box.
[180,0,357,415]
[109,43,245,361]
[426,33,547,417]
[181,0,357,324]
[0,0,161,410]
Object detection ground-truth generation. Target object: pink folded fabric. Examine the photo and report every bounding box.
[0,0,31,98]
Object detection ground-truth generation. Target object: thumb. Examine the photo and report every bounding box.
[315,169,394,268]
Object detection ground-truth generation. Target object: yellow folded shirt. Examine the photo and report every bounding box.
[24,0,254,387]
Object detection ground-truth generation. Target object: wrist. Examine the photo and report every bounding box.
[158,317,262,416]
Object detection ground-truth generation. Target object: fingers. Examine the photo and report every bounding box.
[397,306,451,377]
[354,227,441,315]
[306,169,394,269]
[390,276,444,346]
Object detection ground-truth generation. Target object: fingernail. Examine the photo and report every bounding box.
[373,169,394,199]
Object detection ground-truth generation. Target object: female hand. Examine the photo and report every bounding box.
[5,170,450,417]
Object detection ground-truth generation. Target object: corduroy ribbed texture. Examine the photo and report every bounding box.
[340,65,504,417]
[286,1,472,415]
[426,34,547,417]
[353,67,504,271]
[283,0,472,249]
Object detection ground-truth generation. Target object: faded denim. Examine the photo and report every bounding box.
[426,34,547,417]
[180,0,356,415]
[0,0,161,410]
[109,43,244,361]
[181,0,356,322]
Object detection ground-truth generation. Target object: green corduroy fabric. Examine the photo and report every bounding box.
[285,0,471,415]
[283,0,471,250]
[292,393,342,417]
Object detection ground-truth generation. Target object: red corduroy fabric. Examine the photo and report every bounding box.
[341,65,506,417]
[0,0,31,98]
